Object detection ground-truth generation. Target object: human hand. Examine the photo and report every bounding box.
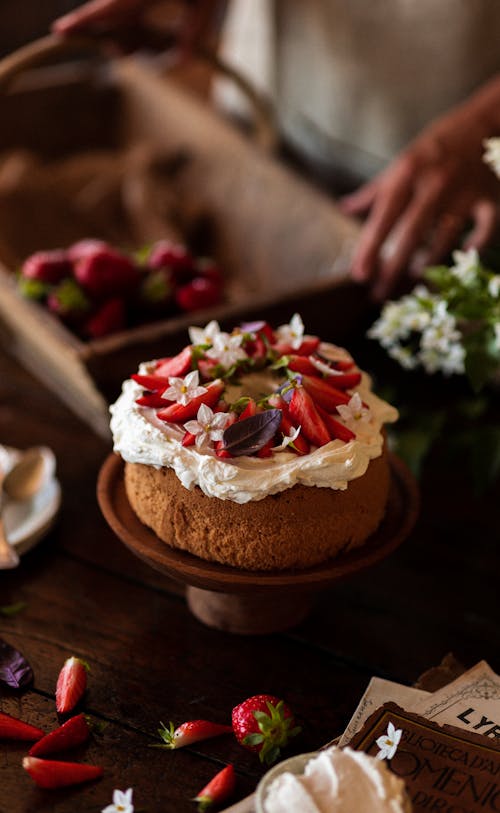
[340,93,500,302]
[52,0,220,56]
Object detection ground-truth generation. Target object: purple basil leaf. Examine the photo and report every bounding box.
[0,637,33,689]
[223,409,282,456]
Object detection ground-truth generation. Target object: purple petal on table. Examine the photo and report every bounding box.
[0,637,33,689]
[223,409,282,456]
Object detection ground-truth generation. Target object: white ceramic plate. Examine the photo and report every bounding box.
[1,446,61,557]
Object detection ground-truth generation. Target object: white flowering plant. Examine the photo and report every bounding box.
[368,248,500,392]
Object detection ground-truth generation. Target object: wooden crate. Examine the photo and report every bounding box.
[0,38,361,439]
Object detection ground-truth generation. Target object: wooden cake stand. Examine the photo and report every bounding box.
[97,453,419,634]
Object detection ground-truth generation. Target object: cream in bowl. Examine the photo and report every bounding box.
[255,746,411,813]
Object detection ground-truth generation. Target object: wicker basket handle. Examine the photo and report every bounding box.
[0,34,278,153]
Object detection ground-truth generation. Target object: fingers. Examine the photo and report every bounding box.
[369,176,447,300]
[179,0,220,54]
[349,159,415,284]
[415,211,466,271]
[52,0,145,34]
[339,179,378,216]
[463,199,498,249]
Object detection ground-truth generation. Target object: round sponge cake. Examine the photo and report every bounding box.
[111,316,398,572]
[124,443,390,571]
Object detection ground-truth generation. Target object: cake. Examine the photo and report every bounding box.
[258,746,411,813]
[110,314,398,570]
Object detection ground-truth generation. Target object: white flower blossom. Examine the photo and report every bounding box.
[184,404,233,449]
[102,788,134,813]
[376,722,402,761]
[205,332,247,369]
[336,392,371,425]
[420,301,461,354]
[367,292,432,348]
[387,344,419,370]
[272,424,302,451]
[450,248,480,286]
[275,313,305,349]
[188,320,222,347]
[163,370,207,406]
[483,137,500,179]
[488,275,500,298]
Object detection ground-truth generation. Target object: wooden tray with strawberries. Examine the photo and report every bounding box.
[0,36,360,438]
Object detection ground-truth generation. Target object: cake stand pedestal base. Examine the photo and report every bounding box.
[97,453,419,635]
[186,586,312,635]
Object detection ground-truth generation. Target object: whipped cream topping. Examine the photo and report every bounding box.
[110,343,398,504]
[263,747,411,813]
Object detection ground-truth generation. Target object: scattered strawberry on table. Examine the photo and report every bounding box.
[156,719,233,749]
[56,656,89,714]
[232,694,301,766]
[29,713,91,757]
[0,710,45,741]
[194,764,236,812]
[17,238,225,338]
[22,756,103,789]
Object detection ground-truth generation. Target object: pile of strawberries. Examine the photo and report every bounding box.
[133,319,363,458]
[18,238,224,339]
[2,655,102,789]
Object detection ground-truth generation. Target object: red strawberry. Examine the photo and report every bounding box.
[194,765,236,812]
[148,240,194,284]
[56,657,89,714]
[273,336,320,356]
[301,375,350,410]
[23,756,102,789]
[232,695,301,765]
[155,346,193,378]
[29,713,90,757]
[131,373,170,391]
[156,720,233,750]
[74,247,139,300]
[215,412,236,458]
[256,439,274,458]
[317,406,356,443]
[321,371,361,390]
[67,238,108,263]
[157,380,224,423]
[0,711,45,741]
[21,250,72,284]
[85,298,126,338]
[239,399,257,420]
[198,358,219,381]
[286,356,319,376]
[135,392,172,408]
[175,277,222,312]
[279,413,310,455]
[182,430,196,447]
[289,387,330,447]
[196,258,223,287]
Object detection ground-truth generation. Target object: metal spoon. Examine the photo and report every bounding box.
[0,448,47,569]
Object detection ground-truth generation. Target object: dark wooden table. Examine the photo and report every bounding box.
[1,328,499,813]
